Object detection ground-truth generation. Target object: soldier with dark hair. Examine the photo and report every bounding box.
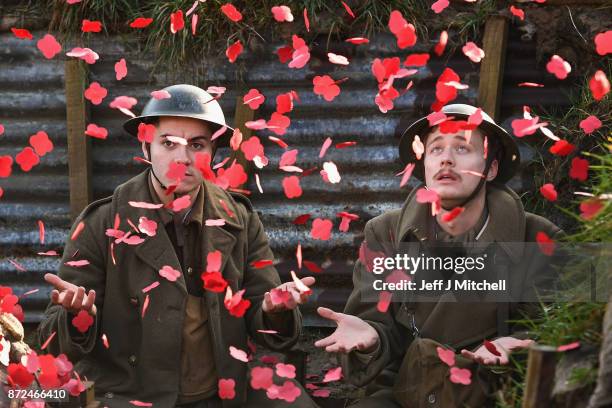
[38,85,318,408]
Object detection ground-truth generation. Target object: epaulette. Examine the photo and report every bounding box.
[228,191,254,212]
[79,196,113,220]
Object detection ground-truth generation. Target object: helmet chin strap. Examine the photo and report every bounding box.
[145,144,176,202]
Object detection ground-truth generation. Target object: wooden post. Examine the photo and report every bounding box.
[230,95,257,190]
[522,345,557,408]
[65,59,92,221]
[477,16,509,121]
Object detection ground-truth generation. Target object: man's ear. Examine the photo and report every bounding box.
[486,159,499,181]
[141,142,149,160]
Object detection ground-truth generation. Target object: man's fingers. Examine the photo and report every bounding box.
[314,335,336,348]
[44,273,75,292]
[50,289,58,303]
[286,286,301,302]
[83,290,96,312]
[286,286,310,306]
[286,295,297,309]
[262,292,273,312]
[325,342,351,354]
[72,287,85,310]
[317,307,341,322]
[61,289,75,310]
[462,349,496,365]
[301,277,315,287]
[287,285,311,304]
[325,343,340,353]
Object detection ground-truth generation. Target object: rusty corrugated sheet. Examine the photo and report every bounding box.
[1,22,571,327]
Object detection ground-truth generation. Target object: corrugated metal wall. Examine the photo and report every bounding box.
[0,31,68,324]
[0,21,571,327]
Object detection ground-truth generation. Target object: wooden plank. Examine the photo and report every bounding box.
[477,16,509,121]
[65,59,92,221]
[522,345,557,408]
[230,95,257,190]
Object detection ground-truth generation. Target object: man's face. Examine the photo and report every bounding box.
[423,126,498,204]
[142,116,213,194]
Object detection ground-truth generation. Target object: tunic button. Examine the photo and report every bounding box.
[128,355,137,366]
[427,393,436,404]
[129,297,139,306]
[187,267,193,276]
[104,392,114,399]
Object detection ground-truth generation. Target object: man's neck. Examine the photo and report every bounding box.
[435,189,487,237]
[150,172,201,211]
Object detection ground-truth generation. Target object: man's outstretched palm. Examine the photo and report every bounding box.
[314,307,379,353]
[44,273,97,316]
[461,336,534,365]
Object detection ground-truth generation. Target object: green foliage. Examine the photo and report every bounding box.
[495,67,610,405]
[523,63,611,234]
[568,366,598,387]
[494,351,529,408]
[514,301,604,347]
[28,0,495,69]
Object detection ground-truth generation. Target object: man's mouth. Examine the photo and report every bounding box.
[435,171,459,182]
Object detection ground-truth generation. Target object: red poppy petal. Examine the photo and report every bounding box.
[436,346,456,366]
[220,4,243,22]
[594,30,612,56]
[115,58,128,80]
[226,40,243,63]
[29,131,54,156]
[11,28,33,40]
[589,70,610,101]
[37,34,62,59]
[509,5,525,20]
[569,157,589,181]
[431,0,449,14]
[310,218,333,240]
[15,147,39,172]
[579,115,602,134]
[81,19,103,33]
[322,367,342,383]
[546,55,571,80]
[539,183,558,202]
[170,10,185,33]
[130,17,153,28]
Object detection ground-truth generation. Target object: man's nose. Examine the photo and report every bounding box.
[439,147,455,167]
[174,145,192,165]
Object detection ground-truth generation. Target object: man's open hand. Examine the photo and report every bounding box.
[461,336,533,365]
[44,273,97,316]
[314,307,380,353]
[262,276,315,313]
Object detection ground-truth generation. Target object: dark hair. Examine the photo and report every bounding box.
[143,116,159,126]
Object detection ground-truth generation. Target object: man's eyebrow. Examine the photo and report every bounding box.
[160,134,209,142]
